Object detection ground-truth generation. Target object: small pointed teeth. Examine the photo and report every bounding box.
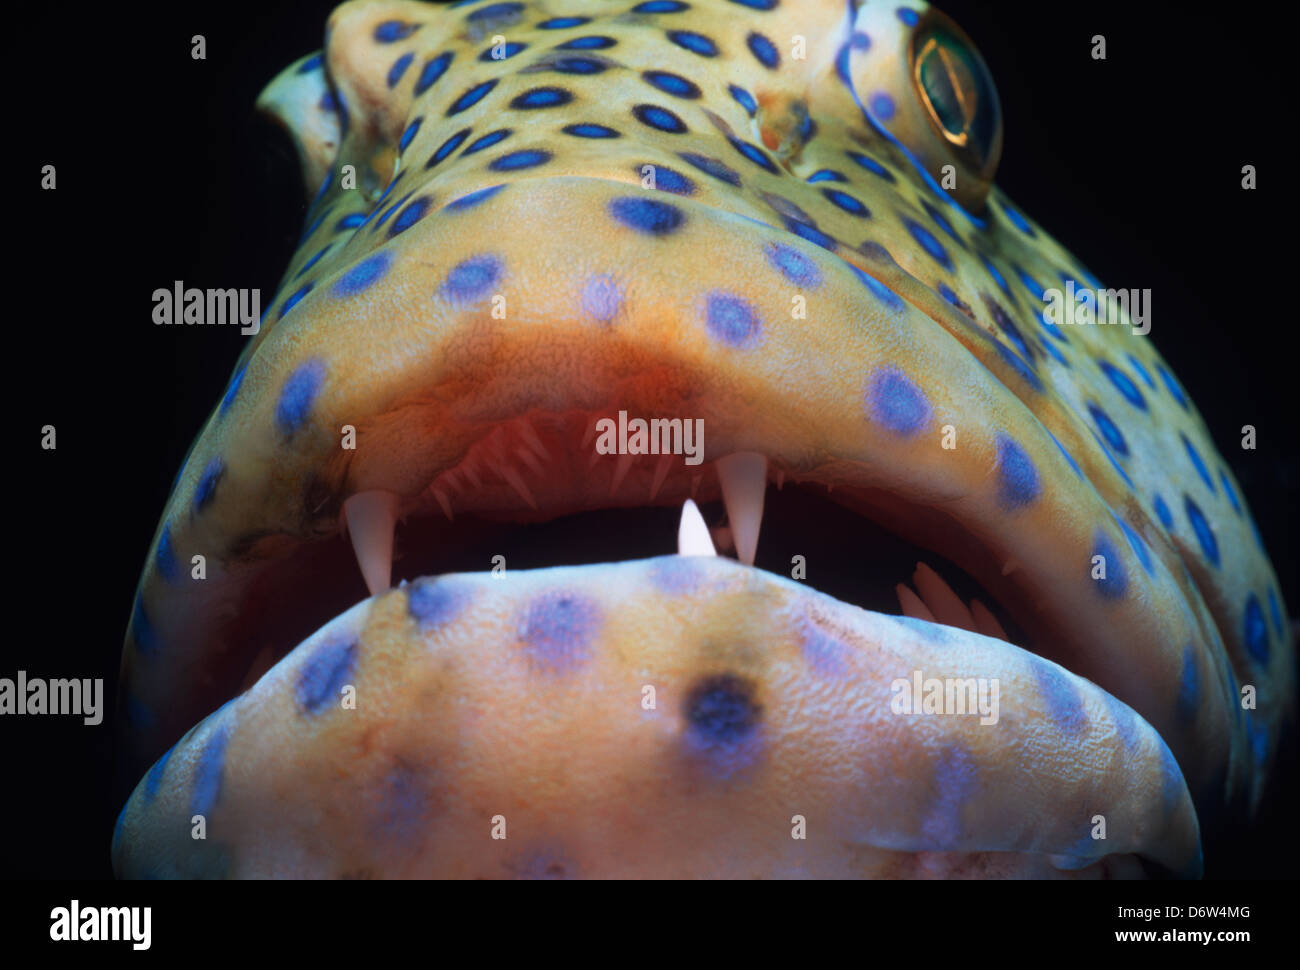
[716,452,768,566]
[677,499,717,557]
[970,597,1009,641]
[343,490,399,596]
[895,582,936,623]
[912,562,975,632]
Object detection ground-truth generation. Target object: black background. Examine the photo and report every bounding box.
[6,0,1294,881]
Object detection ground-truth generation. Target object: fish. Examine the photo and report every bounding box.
[111,0,1293,878]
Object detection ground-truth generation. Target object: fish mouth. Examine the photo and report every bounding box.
[116,183,1207,879]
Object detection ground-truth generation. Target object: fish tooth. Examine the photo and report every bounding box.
[461,458,482,490]
[610,452,636,496]
[710,525,735,554]
[970,598,1010,641]
[677,499,717,556]
[433,488,454,521]
[912,562,975,632]
[516,445,547,479]
[716,452,768,566]
[500,463,538,510]
[517,421,550,462]
[649,453,674,501]
[895,582,936,623]
[776,468,785,491]
[343,490,399,596]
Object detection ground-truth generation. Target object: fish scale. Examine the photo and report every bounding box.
[115,0,1291,878]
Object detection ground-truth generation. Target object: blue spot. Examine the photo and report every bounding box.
[447,183,506,211]
[219,362,248,418]
[428,128,471,168]
[374,20,420,43]
[278,282,314,320]
[728,137,778,173]
[1126,353,1156,389]
[905,219,950,268]
[407,580,464,629]
[796,617,849,678]
[994,434,1040,509]
[1181,433,1215,493]
[821,188,870,217]
[633,103,688,133]
[1157,363,1189,410]
[1248,716,1269,765]
[462,129,511,154]
[1048,430,1083,478]
[1158,740,1184,817]
[938,283,968,314]
[920,744,979,845]
[1268,587,1284,638]
[1093,430,1134,489]
[1087,402,1128,456]
[145,744,176,801]
[132,595,159,655]
[730,0,778,7]
[634,0,689,10]
[581,275,622,323]
[564,123,619,138]
[510,86,572,109]
[332,250,393,297]
[848,263,904,311]
[156,525,182,582]
[275,359,326,436]
[897,7,920,26]
[295,637,358,715]
[869,92,896,120]
[549,56,607,74]
[440,254,503,304]
[335,212,367,230]
[414,52,453,95]
[1176,644,1200,722]
[539,16,590,28]
[667,30,718,56]
[643,70,701,98]
[704,292,762,348]
[995,341,1044,392]
[609,195,686,235]
[389,196,432,236]
[978,253,1010,296]
[387,52,414,88]
[867,366,931,437]
[191,722,232,817]
[294,245,331,279]
[851,30,871,50]
[398,118,422,152]
[765,242,821,287]
[193,457,224,513]
[1153,494,1174,530]
[297,54,322,74]
[1038,335,1069,367]
[806,168,845,183]
[447,79,499,114]
[489,149,552,171]
[1116,515,1154,574]
[747,31,779,68]
[678,151,740,185]
[785,217,837,251]
[519,592,601,673]
[683,674,763,777]
[479,41,527,60]
[847,150,894,181]
[1243,594,1269,664]
[1219,470,1242,515]
[373,191,414,231]
[1091,531,1129,599]
[1184,496,1219,567]
[1000,201,1035,236]
[558,35,616,50]
[1032,661,1088,735]
[729,85,757,116]
[649,555,703,595]
[1101,693,1141,752]
[467,2,525,23]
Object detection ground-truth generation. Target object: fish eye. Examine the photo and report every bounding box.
[909,12,1001,187]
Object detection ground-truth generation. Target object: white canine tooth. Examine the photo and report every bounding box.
[517,421,551,462]
[610,452,636,496]
[895,582,936,623]
[433,488,454,521]
[716,452,768,566]
[344,490,399,596]
[970,597,1010,641]
[649,453,674,501]
[677,499,717,556]
[515,445,547,479]
[912,562,976,632]
[500,464,538,509]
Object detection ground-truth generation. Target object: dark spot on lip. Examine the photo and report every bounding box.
[684,673,761,744]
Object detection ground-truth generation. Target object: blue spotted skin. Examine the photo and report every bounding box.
[118,0,1290,878]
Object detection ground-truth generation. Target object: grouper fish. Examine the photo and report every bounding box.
[112,0,1293,878]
